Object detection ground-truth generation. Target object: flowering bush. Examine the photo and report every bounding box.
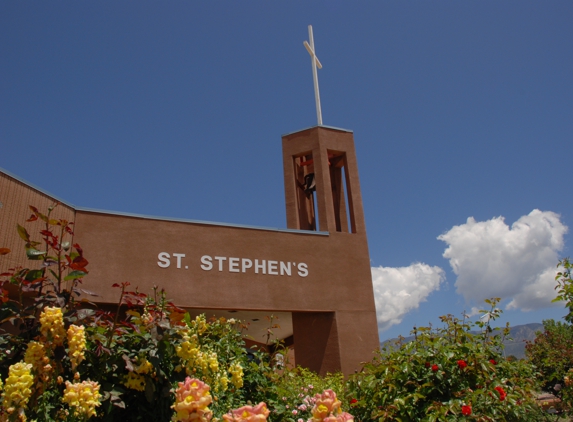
[263,365,345,422]
[0,205,255,420]
[345,299,546,421]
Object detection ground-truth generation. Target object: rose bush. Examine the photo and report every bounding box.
[345,300,547,421]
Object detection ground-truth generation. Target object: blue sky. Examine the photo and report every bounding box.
[1,1,572,341]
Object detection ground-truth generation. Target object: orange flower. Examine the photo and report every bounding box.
[323,413,354,422]
[307,390,355,422]
[222,402,270,422]
[172,377,212,422]
[311,389,342,421]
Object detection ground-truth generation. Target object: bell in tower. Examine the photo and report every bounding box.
[282,125,367,235]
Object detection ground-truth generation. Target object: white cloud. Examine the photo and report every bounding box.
[371,263,445,332]
[438,210,567,311]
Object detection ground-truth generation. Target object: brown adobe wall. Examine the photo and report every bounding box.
[73,209,379,374]
[0,172,75,274]
[73,211,374,312]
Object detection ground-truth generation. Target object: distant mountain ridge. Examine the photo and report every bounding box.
[503,323,543,359]
[381,323,544,360]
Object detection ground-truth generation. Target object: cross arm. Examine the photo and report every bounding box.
[303,41,323,69]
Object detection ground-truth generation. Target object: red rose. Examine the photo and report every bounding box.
[489,359,497,365]
[494,386,506,401]
[461,405,472,416]
[457,359,467,369]
[350,398,358,404]
[431,364,439,372]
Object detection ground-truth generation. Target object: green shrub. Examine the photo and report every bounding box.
[526,258,573,416]
[267,365,345,422]
[346,300,546,421]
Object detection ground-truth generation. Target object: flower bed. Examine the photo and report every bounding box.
[0,205,556,421]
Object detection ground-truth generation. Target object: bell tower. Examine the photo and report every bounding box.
[276,26,379,374]
[282,125,367,235]
[282,125,378,374]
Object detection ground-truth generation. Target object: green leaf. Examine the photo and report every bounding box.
[24,269,44,282]
[17,224,30,242]
[64,270,87,281]
[76,308,96,320]
[25,248,46,260]
[36,211,48,223]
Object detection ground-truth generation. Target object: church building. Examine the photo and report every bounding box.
[0,124,380,375]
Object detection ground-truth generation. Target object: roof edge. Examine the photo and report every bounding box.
[0,167,329,236]
[282,124,353,137]
[0,166,76,208]
[76,206,329,235]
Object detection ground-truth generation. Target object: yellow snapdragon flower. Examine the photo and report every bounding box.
[39,307,65,346]
[123,357,155,391]
[135,358,154,375]
[191,315,208,335]
[62,380,101,419]
[207,352,218,372]
[123,372,146,392]
[2,362,34,416]
[176,341,200,362]
[67,325,86,370]
[24,341,46,372]
[229,363,243,389]
[219,376,229,392]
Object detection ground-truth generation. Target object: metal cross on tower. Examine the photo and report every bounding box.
[303,25,323,126]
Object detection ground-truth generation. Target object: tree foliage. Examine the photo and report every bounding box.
[526,258,573,416]
[553,258,573,323]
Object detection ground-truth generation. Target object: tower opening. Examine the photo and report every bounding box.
[293,153,318,231]
[327,151,355,233]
